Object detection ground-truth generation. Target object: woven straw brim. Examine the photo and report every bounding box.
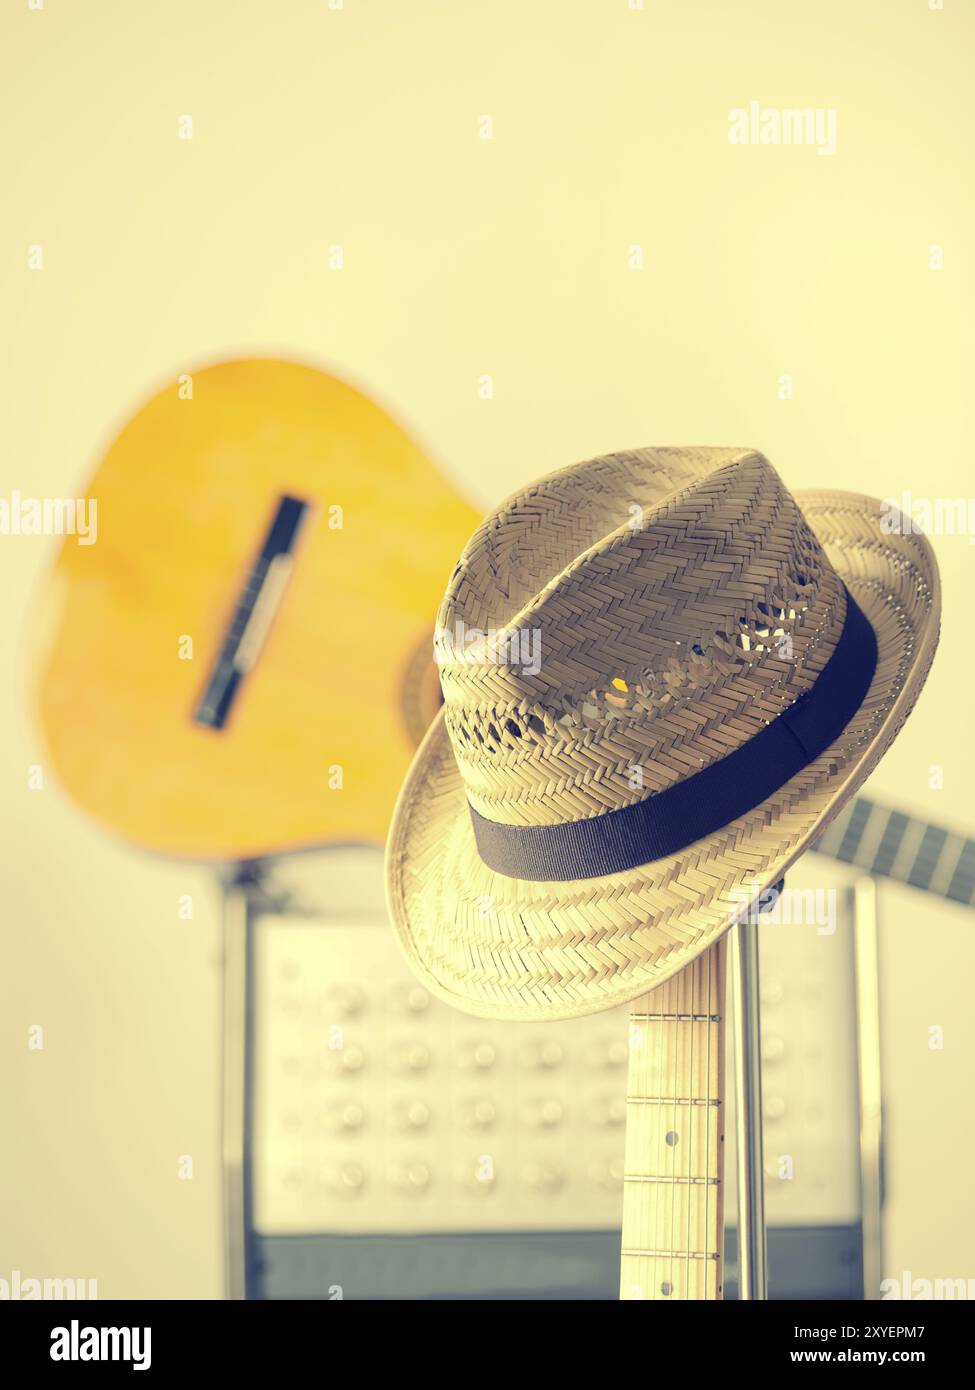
[386,490,940,1021]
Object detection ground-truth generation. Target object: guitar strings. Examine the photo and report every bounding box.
[653,979,664,1300]
[684,955,695,1296]
[647,984,658,1298]
[705,944,714,1299]
[706,950,717,1295]
[645,989,653,1289]
[654,983,663,1299]
[670,962,680,1298]
[654,991,662,1296]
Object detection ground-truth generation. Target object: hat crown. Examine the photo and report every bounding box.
[434,448,846,828]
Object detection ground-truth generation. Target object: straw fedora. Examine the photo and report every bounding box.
[386,447,940,1021]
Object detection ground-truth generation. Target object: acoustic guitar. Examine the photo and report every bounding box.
[32,358,480,859]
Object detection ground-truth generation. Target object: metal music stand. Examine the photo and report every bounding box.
[852,876,883,1301]
[220,862,268,1301]
[730,894,772,1301]
[728,872,887,1303]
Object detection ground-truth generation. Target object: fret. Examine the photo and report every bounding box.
[906,824,949,891]
[927,831,967,898]
[621,1249,720,1260]
[887,816,928,884]
[629,1012,722,1023]
[623,1151,722,1261]
[945,838,975,905]
[620,940,726,1301]
[625,1096,721,1106]
[869,808,909,877]
[850,798,889,871]
[834,796,873,864]
[624,1174,720,1185]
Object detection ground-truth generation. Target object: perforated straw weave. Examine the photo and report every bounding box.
[386,447,940,1021]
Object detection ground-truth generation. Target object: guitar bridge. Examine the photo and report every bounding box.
[194,494,310,730]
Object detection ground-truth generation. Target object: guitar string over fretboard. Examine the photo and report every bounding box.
[619,940,726,1302]
[625,1096,722,1106]
[813,795,975,906]
[630,1012,722,1023]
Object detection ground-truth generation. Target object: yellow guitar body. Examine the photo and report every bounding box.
[33,359,479,860]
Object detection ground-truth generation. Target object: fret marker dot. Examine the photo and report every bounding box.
[660,1281,673,1296]
[665,1130,679,1146]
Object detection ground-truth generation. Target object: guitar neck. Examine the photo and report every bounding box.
[615,795,972,1303]
[813,795,975,907]
[620,938,726,1301]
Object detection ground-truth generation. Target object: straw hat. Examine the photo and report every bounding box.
[386,447,940,1021]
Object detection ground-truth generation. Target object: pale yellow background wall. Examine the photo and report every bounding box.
[1,0,972,1297]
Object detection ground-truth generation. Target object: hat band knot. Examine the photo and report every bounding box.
[468,585,878,881]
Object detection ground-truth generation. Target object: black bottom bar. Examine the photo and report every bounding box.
[250,1224,863,1301]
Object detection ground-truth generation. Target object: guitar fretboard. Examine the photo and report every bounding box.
[812,796,975,905]
[619,940,726,1301]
